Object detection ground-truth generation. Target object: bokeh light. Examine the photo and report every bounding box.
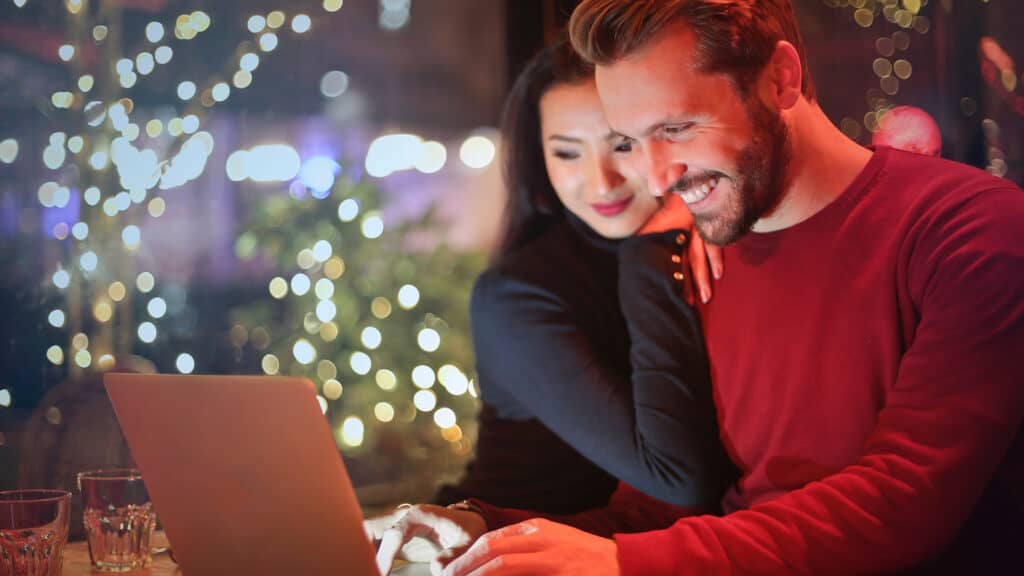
[397,284,420,309]
[247,15,266,33]
[177,81,197,100]
[361,214,384,239]
[412,365,435,389]
[433,407,456,429]
[138,322,157,343]
[176,353,195,374]
[413,389,437,412]
[375,402,395,422]
[292,14,312,33]
[300,156,340,194]
[438,364,469,396]
[376,369,397,391]
[290,273,311,296]
[0,139,18,164]
[371,297,392,319]
[262,354,280,375]
[415,141,447,174]
[108,282,127,301]
[315,300,337,322]
[315,278,335,300]
[323,379,343,400]
[356,327,379,350]
[417,328,441,352]
[320,70,349,98]
[341,416,364,447]
[259,32,278,52]
[459,135,496,169]
[293,338,317,364]
[337,198,360,222]
[48,309,65,328]
[80,251,98,272]
[46,346,64,366]
[350,351,372,375]
[148,297,167,318]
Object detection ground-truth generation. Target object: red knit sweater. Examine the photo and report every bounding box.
[476,148,1024,574]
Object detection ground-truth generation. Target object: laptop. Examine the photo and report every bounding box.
[106,373,425,576]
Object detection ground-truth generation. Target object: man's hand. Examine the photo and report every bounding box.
[364,504,488,575]
[436,518,619,576]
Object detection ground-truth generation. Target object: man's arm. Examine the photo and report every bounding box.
[444,186,1024,575]
[471,482,707,537]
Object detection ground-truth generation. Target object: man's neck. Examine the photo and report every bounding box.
[752,102,873,233]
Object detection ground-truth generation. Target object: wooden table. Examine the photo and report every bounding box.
[61,531,432,575]
[62,532,180,575]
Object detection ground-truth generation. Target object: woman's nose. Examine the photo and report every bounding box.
[591,160,625,197]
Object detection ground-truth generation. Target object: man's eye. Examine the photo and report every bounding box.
[663,123,694,137]
[613,140,634,153]
[552,150,580,160]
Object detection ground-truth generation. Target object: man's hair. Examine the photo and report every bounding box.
[568,0,816,101]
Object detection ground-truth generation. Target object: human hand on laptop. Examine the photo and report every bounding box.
[365,503,487,575]
[435,518,619,576]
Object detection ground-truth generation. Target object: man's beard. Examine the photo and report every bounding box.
[692,98,791,246]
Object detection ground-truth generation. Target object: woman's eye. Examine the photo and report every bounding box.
[552,150,580,160]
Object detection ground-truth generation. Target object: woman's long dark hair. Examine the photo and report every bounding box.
[495,35,594,260]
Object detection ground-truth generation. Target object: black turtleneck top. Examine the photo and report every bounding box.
[435,215,734,511]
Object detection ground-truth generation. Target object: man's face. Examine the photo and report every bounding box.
[595,25,791,246]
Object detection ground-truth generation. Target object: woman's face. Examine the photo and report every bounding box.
[539,79,659,238]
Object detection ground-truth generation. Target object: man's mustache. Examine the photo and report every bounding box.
[668,171,723,193]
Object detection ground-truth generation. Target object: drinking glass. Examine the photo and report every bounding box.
[0,489,71,576]
[76,469,156,572]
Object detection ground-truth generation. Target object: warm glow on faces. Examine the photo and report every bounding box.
[595,26,790,245]
[539,80,658,239]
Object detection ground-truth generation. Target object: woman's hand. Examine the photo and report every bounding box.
[637,190,693,235]
[364,503,488,575]
[638,194,724,304]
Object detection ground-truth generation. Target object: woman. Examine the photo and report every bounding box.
[369,37,734,571]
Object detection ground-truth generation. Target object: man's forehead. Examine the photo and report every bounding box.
[593,42,718,135]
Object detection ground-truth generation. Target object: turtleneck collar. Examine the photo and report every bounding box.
[564,211,622,254]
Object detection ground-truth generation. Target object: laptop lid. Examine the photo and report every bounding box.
[105,373,377,576]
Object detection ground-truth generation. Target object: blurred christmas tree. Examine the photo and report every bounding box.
[229,166,485,500]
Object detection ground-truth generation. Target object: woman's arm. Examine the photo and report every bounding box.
[471,231,734,507]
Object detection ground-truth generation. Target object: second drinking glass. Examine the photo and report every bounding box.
[76,469,156,572]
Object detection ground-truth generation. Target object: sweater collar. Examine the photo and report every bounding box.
[564,211,622,254]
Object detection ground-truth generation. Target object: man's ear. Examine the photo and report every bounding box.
[766,40,802,110]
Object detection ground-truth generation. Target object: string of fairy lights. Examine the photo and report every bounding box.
[2,0,489,452]
[823,0,935,142]
[826,0,1021,181]
[27,3,321,384]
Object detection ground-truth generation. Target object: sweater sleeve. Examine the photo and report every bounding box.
[615,186,1024,574]
[470,230,731,507]
[470,482,706,537]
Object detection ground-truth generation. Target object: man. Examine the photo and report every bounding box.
[372,1,1024,574]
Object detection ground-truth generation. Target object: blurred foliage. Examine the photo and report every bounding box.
[229,163,486,496]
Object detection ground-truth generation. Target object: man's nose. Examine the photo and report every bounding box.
[643,142,686,197]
